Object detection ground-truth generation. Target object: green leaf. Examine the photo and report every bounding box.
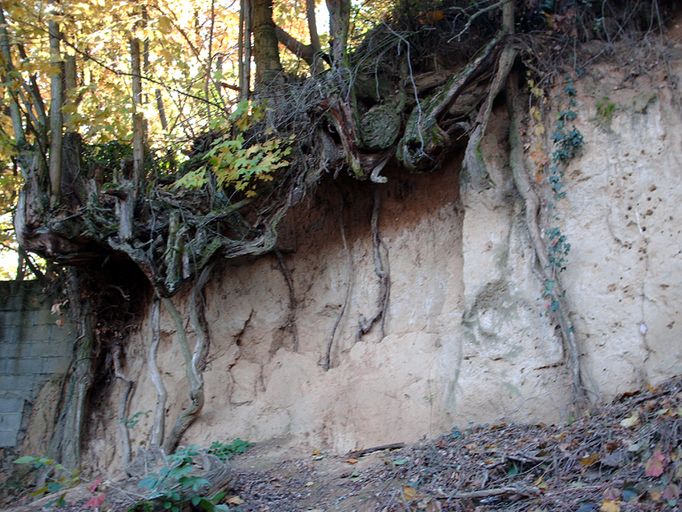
[47,481,64,493]
[14,456,37,465]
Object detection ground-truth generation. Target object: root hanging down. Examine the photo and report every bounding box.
[358,187,390,340]
[323,194,353,371]
[148,297,166,449]
[161,265,213,453]
[506,75,588,412]
[275,249,299,352]
[113,344,134,473]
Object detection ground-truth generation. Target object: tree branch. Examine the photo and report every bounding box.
[275,26,315,66]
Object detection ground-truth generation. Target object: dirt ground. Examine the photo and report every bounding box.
[4,377,679,512]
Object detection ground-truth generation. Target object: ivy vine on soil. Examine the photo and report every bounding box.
[543,79,584,313]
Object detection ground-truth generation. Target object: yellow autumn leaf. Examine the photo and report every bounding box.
[226,496,244,505]
[157,16,173,34]
[403,485,418,501]
[600,500,620,512]
[580,453,600,467]
[619,412,639,428]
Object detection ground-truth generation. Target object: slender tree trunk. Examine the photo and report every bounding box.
[306,0,322,55]
[240,0,252,100]
[325,0,350,66]
[130,37,144,187]
[62,55,82,206]
[252,0,282,86]
[48,16,63,207]
[120,32,145,240]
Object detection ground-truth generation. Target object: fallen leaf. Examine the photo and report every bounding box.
[662,483,680,501]
[227,496,244,505]
[599,499,620,512]
[311,449,321,456]
[580,453,601,467]
[576,504,597,512]
[621,488,638,502]
[87,478,103,493]
[601,451,625,468]
[645,450,667,477]
[533,476,549,490]
[403,485,418,501]
[84,494,105,509]
[620,412,639,428]
[345,458,358,465]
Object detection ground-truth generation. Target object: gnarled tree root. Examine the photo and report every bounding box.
[113,344,134,473]
[507,75,588,413]
[323,193,352,370]
[147,298,167,449]
[357,187,390,340]
[161,264,213,453]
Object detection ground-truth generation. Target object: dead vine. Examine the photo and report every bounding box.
[323,193,353,371]
[275,249,299,352]
[148,298,166,450]
[112,344,134,473]
[357,187,390,340]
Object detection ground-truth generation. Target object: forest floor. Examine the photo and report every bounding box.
[4,376,681,512]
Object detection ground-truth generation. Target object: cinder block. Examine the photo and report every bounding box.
[0,428,18,448]
[0,398,23,413]
[0,343,21,359]
[0,375,34,394]
[41,357,70,374]
[0,412,22,431]
[27,342,71,358]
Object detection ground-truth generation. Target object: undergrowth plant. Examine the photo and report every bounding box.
[174,101,293,198]
[133,440,252,512]
[207,439,253,461]
[14,455,80,505]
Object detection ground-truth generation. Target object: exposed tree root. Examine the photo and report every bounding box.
[147,298,166,449]
[357,187,390,340]
[112,344,134,473]
[275,249,299,352]
[397,33,502,172]
[462,45,517,187]
[323,194,352,370]
[506,76,588,412]
[160,264,213,453]
[48,271,95,469]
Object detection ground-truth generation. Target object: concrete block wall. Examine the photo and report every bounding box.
[0,281,74,448]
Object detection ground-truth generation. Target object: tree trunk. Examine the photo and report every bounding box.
[326,0,350,66]
[252,0,282,86]
[48,16,63,207]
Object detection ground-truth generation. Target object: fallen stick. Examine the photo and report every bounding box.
[347,442,405,458]
[448,486,540,500]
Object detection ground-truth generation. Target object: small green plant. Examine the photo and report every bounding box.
[122,410,151,429]
[595,96,617,124]
[14,455,80,503]
[207,438,252,461]
[134,445,234,512]
[174,100,293,197]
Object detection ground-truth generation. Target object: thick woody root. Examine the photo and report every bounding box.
[506,75,588,412]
